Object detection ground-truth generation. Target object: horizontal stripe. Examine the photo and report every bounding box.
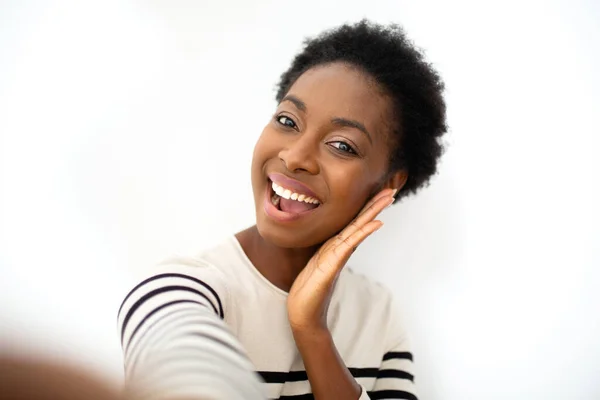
[121,284,221,344]
[129,361,260,398]
[377,369,414,381]
[125,307,205,363]
[131,319,248,363]
[274,389,418,400]
[126,318,247,376]
[276,391,418,400]
[118,273,224,318]
[125,299,205,351]
[261,368,415,399]
[349,367,379,378]
[260,367,381,384]
[382,351,413,362]
[260,371,294,383]
[367,390,418,400]
[277,394,314,400]
[189,331,247,360]
[130,344,250,376]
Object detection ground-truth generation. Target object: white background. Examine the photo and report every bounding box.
[1,1,599,399]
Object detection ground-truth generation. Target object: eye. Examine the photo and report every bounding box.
[329,141,357,155]
[276,115,298,130]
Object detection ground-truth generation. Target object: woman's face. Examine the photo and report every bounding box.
[251,62,396,248]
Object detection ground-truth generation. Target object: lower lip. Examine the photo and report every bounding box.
[263,180,319,223]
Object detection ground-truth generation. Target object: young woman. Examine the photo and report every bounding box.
[118,20,446,400]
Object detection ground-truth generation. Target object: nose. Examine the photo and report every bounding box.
[278,134,320,175]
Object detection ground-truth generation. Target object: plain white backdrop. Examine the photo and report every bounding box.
[1,1,599,399]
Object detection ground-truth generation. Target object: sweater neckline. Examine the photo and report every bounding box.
[228,235,290,298]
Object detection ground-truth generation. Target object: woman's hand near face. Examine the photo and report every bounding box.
[286,187,396,400]
[286,187,396,334]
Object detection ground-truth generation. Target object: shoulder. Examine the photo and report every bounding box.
[144,236,241,283]
[119,237,241,320]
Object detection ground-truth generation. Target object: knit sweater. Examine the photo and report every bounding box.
[118,236,417,400]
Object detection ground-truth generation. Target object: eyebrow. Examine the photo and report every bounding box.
[280,94,372,143]
[331,117,372,143]
[281,95,307,112]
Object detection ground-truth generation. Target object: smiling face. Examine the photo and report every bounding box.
[251,62,398,248]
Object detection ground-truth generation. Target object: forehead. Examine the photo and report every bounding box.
[285,63,394,140]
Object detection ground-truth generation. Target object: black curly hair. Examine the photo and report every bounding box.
[275,20,447,202]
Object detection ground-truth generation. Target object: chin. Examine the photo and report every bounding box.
[255,214,326,249]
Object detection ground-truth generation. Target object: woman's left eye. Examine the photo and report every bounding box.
[329,141,357,155]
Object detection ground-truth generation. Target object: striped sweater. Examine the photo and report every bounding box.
[118,236,417,400]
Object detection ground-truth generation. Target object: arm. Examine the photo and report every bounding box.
[292,322,418,400]
[292,328,361,400]
[287,188,397,400]
[117,259,265,400]
[293,306,418,400]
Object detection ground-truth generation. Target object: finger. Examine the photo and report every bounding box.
[312,189,394,278]
[316,219,384,282]
[360,193,395,220]
[315,220,382,280]
[340,194,393,241]
[329,220,383,265]
[356,188,396,219]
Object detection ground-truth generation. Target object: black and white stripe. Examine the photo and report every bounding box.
[272,392,416,400]
[257,351,416,400]
[117,257,418,400]
[367,351,417,400]
[118,267,265,400]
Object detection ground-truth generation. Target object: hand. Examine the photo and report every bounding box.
[287,188,397,334]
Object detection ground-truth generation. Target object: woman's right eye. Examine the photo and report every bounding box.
[276,115,298,130]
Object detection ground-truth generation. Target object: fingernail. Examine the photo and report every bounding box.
[391,188,398,196]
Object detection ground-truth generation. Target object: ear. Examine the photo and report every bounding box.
[385,169,408,193]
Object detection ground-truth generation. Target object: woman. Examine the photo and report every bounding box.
[118,20,446,400]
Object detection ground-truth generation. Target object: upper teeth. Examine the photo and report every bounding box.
[272,182,320,204]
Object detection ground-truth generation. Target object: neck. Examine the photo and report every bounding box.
[235,225,318,293]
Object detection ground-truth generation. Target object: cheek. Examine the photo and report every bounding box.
[330,168,373,211]
[251,129,271,170]
[253,126,279,161]
[251,126,280,191]
[318,175,371,239]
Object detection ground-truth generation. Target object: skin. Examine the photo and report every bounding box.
[0,356,200,400]
[236,62,408,400]
[0,64,406,400]
[0,356,126,400]
[238,62,407,290]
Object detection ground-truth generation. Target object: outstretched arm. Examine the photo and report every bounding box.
[118,261,265,400]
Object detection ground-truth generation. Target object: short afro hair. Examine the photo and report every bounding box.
[275,20,447,201]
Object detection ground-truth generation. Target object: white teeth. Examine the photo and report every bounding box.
[271,181,320,205]
[305,197,318,204]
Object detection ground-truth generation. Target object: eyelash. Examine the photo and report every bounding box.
[275,115,298,130]
[275,114,358,156]
[328,141,357,155]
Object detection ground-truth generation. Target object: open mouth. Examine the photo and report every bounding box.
[268,179,321,214]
